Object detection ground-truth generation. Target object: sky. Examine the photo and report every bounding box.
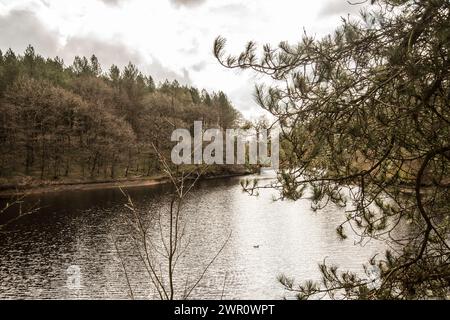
[0,0,366,119]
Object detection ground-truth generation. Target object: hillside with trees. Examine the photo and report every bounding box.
[0,46,240,188]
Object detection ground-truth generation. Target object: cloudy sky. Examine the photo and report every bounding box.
[0,0,365,118]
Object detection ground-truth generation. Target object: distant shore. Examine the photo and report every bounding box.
[0,168,255,198]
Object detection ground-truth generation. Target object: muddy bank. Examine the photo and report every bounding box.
[0,167,256,198]
[0,176,168,198]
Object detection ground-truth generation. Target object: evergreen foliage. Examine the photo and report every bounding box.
[215,0,450,299]
[0,46,240,181]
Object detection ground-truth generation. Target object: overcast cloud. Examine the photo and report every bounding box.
[169,0,207,8]
[0,0,365,119]
[319,0,363,16]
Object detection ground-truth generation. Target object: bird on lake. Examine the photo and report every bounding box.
[253,245,260,249]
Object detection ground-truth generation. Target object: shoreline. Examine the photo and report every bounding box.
[0,172,253,198]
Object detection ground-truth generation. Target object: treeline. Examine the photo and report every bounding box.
[0,46,240,182]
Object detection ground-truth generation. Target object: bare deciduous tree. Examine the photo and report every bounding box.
[114,145,231,300]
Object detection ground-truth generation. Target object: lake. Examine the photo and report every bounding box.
[0,170,388,299]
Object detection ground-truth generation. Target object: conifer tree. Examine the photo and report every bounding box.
[215,0,450,299]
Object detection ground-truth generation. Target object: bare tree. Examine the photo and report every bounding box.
[0,194,40,232]
[114,145,231,300]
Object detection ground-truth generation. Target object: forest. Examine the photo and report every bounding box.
[0,46,241,187]
[0,0,448,302]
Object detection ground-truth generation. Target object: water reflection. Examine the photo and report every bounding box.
[0,173,389,299]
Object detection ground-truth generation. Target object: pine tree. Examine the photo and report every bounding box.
[215,0,450,299]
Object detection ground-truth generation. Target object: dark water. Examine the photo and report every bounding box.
[0,171,388,299]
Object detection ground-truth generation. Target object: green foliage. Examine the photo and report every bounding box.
[215,0,450,299]
[0,46,240,180]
